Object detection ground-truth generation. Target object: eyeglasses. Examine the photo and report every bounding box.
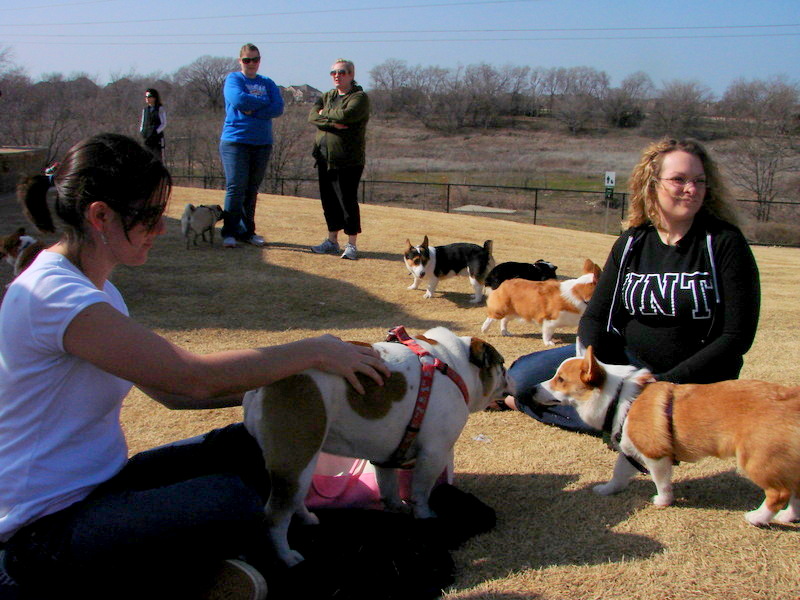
[241,56,261,64]
[145,94,154,98]
[657,176,707,189]
[330,69,350,76]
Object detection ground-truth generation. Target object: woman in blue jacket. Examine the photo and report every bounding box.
[219,43,284,248]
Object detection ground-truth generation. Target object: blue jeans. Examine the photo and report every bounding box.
[219,141,272,240]
[507,344,601,436]
[4,424,269,598]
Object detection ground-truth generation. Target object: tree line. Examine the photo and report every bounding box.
[1,47,798,221]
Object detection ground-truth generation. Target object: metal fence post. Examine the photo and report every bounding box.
[533,188,539,225]
[446,184,451,213]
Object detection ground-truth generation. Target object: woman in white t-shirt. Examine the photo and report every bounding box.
[0,133,389,599]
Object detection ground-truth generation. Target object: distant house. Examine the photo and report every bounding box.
[284,84,323,103]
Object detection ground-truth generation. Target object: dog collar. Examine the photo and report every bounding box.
[374,326,470,469]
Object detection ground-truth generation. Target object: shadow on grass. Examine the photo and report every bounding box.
[112,216,446,333]
[455,472,665,572]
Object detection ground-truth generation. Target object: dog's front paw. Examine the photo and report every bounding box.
[745,506,776,527]
[542,339,556,346]
[500,329,513,337]
[774,507,800,524]
[381,495,410,513]
[407,283,418,290]
[297,511,320,526]
[652,493,674,507]
[469,296,483,304]
[423,290,433,299]
[280,549,306,568]
[593,482,622,496]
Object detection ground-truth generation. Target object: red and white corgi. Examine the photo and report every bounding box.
[481,259,601,344]
[0,228,45,277]
[536,346,800,527]
[404,236,495,303]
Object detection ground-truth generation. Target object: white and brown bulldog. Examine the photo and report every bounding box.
[243,326,506,566]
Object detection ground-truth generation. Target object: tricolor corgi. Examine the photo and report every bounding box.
[0,228,45,277]
[404,236,495,303]
[535,346,800,527]
[481,259,601,344]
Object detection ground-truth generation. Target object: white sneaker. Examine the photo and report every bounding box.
[223,237,238,248]
[311,239,340,254]
[201,559,268,600]
[341,243,358,260]
[246,235,265,247]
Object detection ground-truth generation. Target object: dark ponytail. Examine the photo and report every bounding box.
[16,175,56,233]
[15,133,171,243]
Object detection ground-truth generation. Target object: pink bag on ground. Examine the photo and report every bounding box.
[305,452,452,510]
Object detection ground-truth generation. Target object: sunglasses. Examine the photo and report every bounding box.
[145,94,154,98]
[241,56,261,64]
[330,69,350,76]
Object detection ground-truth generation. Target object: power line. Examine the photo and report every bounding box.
[0,0,121,11]
[3,33,800,45]
[1,24,799,39]
[0,0,537,25]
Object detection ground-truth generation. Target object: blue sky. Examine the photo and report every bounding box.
[1,0,798,95]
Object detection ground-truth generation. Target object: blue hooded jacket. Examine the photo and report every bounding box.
[220,71,284,145]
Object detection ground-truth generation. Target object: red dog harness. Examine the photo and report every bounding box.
[373,326,470,469]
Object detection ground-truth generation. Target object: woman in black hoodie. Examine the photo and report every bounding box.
[498,138,760,433]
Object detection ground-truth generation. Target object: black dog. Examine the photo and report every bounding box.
[484,259,558,290]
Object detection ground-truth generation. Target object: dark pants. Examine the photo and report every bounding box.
[143,134,163,161]
[4,424,269,599]
[219,141,272,240]
[316,159,363,236]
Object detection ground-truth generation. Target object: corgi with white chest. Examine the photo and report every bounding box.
[481,259,601,344]
[404,236,495,303]
[535,346,800,527]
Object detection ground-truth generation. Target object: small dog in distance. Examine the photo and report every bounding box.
[181,204,224,249]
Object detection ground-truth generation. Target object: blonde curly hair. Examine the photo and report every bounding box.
[624,138,739,230]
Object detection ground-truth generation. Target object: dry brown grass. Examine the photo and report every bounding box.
[2,187,799,599]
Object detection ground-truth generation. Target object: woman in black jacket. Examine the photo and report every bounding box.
[497,138,761,433]
[140,88,166,160]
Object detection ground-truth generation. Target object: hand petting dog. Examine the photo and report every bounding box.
[312,334,391,394]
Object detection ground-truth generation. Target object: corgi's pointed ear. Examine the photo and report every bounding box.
[405,239,413,250]
[422,235,429,248]
[581,346,604,385]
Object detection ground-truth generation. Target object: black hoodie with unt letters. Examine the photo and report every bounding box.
[578,211,760,383]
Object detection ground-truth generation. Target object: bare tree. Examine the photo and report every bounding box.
[174,56,238,111]
[602,71,653,128]
[720,77,800,221]
[649,80,714,137]
[265,105,313,193]
[551,67,610,133]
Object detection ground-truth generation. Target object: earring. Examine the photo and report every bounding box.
[100,231,109,246]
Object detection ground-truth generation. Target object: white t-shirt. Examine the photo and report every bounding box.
[0,251,131,542]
